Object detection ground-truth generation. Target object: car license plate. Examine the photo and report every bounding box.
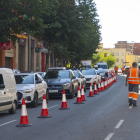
[49,90,58,93]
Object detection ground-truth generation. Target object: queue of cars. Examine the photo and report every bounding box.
[0,64,109,114]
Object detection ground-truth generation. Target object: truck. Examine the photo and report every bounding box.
[80,60,92,69]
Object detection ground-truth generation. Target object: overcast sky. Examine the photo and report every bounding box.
[94,0,140,48]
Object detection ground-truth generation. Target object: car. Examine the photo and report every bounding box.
[44,69,79,98]
[72,70,86,92]
[96,61,108,77]
[15,73,48,107]
[118,68,122,73]
[37,72,46,78]
[96,68,106,81]
[81,68,99,88]
[0,68,17,114]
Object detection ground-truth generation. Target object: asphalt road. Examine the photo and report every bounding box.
[0,74,140,140]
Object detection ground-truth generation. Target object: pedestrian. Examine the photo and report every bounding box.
[122,66,125,75]
[125,62,140,106]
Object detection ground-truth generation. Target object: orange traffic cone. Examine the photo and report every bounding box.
[59,89,70,110]
[74,86,85,104]
[38,94,52,117]
[94,82,98,95]
[16,98,32,127]
[104,79,108,89]
[87,83,94,97]
[81,85,87,101]
[101,80,104,91]
[98,80,101,92]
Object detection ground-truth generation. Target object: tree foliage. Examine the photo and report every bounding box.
[0,0,47,42]
[92,52,116,68]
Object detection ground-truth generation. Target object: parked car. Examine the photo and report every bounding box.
[37,72,46,78]
[0,68,17,114]
[72,70,86,92]
[15,73,48,107]
[96,68,106,81]
[96,61,108,77]
[81,68,99,88]
[44,69,79,98]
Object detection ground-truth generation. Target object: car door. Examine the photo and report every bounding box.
[71,71,78,92]
[35,74,43,99]
[0,74,12,111]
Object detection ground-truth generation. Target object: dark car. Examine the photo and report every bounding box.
[44,70,79,98]
[97,68,106,81]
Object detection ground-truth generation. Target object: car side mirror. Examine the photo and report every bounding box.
[72,76,76,79]
[82,76,85,78]
[36,80,42,84]
[0,84,5,89]
[97,72,100,75]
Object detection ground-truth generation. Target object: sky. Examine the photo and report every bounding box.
[94,0,140,48]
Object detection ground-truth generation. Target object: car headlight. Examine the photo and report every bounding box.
[63,83,71,87]
[23,89,33,93]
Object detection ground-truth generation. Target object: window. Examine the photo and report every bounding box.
[15,75,34,84]
[116,59,119,62]
[0,74,4,84]
[121,53,124,56]
[121,59,124,62]
[116,53,119,56]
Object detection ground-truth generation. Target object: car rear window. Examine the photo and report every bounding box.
[98,65,107,69]
[45,71,70,79]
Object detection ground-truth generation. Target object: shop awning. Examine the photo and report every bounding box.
[11,33,28,39]
[40,48,48,54]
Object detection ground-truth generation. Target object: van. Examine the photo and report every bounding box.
[96,62,108,77]
[0,68,17,114]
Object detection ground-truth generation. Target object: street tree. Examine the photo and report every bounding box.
[0,0,47,42]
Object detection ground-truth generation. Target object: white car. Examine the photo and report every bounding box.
[73,70,86,91]
[81,68,99,88]
[0,68,17,114]
[15,73,48,107]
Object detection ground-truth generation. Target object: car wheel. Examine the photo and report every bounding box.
[46,90,49,104]
[9,101,16,114]
[32,92,38,107]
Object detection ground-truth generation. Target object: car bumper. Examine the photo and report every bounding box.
[48,88,70,96]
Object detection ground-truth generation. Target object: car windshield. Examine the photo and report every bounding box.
[98,65,107,69]
[81,69,96,75]
[15,75,34,84]
[45,70,70,79]
[98,69,104,73]
[73,72,80,78]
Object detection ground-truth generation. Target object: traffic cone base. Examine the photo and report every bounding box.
[74,102,85,104]
[16,124,32,127]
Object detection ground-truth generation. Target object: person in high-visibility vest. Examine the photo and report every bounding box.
[125,62,140,106]
[114,66,118,75]
[122,66,125,75]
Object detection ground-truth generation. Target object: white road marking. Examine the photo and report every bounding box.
[104,133,114,140]
[0,120,16,127]
[115,120,124,129]
[129,106,133,109]
[48,104,58,109]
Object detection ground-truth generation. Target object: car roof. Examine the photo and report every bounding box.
[14,73,35,75]
[47,67,66,70]
[0,68,13,74]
